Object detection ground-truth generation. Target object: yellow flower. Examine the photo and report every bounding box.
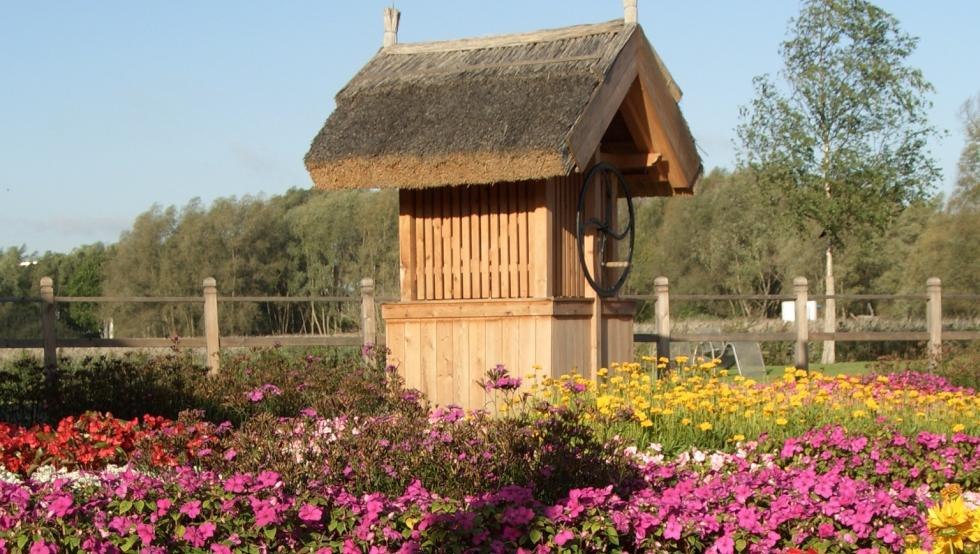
[698,422,713,431]
[851,410,867,419]
[927,497,973,551]
[681,418,692,426]
[775,417,788,426]
[952,423,966,433]
[731,434,745,442]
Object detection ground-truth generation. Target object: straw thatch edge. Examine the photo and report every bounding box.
[307,149,569,190]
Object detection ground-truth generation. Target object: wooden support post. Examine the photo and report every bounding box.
[793,276,809,370]
[203,277,220,375]
[361,278,377,354]
[40,276,57,369]
[926,277,942,369]
[654,276,670,361]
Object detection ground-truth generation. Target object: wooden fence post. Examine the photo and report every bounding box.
[40,277,57,368]
[203,277,220,375]
[654,276,670,361]
[361,278,376,354]
[926,277,942,369]
[793,276,809,370]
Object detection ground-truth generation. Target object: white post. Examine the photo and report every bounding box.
[40,277,57,369]
[654,276,670,361]
[203,277,220,375]
[383,7,400,48]
[794,277,809,370]
[360,278,377,355]
[623,0,638,24]
[926,277,942,369]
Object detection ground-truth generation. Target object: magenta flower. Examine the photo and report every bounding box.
[47,494,73,518]
[554,529,575,546]
[299,503,323,522]
[179,500,202,519]
[29,540,55,554]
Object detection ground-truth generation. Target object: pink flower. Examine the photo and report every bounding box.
[664,517,682,540]
[553,529,574,546]
[29,541,55,554]
[223,448,237,461]
[47,494,73,518]
[180,500,201,519]
[299,503,323,522]
[211,545,232,554]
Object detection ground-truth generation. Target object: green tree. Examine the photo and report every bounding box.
[737,0,941,362]
[897,94,980,316]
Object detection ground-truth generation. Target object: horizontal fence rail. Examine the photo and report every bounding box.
[635,276,979,369]
[0,276,390,374]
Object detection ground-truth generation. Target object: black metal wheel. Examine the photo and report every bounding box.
[576,162,636,297]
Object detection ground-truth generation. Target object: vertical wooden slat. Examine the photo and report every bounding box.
[442,190,453,299]
[423,191,435,300]
[404,321,421,391]
[517,185,529,297]
[386,322,405,379]
[421,321,437,399]
[454,320,470,409]
[485,318,502,409]
[507,183,521,298]
[413,191,425,300]
[398,190,416,301]
[469,188,481,298]
[518,316,535,378]
[531,180,554,298]
[436,320,453,405]
[450,187,462,299]
[461,187,472,299]
[501,318,519,374]
[497,185,509,298]
[479,186,491,299]
[432,191,444,299]
[489,185,501,298]
[469,319,487,410]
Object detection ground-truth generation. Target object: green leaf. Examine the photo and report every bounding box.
[528,529,543,544]
[120,536,137,552]
[118,499,133,514]
[735,538,747,552]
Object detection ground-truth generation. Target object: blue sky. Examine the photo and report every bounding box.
[1,1,977,254]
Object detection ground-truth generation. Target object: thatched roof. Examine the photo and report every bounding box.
[306,19,700,191]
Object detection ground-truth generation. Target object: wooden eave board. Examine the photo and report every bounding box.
[565,26,701,192]
[633,28,701,191]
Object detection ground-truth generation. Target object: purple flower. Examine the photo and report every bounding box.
[47,494,72,518]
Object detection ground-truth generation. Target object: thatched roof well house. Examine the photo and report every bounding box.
[305,17,701,193]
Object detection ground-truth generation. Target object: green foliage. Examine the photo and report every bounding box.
[737,0,941,249]
[0,347,396,427]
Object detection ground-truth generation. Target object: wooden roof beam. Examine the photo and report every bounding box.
[598,151,662,170]
[565,29,641,171]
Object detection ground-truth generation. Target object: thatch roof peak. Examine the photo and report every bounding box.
[383,19,630,55]
[306,19,699,192]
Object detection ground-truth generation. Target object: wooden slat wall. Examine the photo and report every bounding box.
[386,312,597,410]
[550,175,585,298]
[403,183,541,301]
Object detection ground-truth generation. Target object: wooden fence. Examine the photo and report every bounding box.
[0,277,394,374]
[628,276,980,369]
[2,275,977,373]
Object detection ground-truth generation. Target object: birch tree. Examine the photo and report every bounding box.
[737,0,940,362]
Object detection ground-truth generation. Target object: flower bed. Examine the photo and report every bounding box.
[1,357,978,552]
